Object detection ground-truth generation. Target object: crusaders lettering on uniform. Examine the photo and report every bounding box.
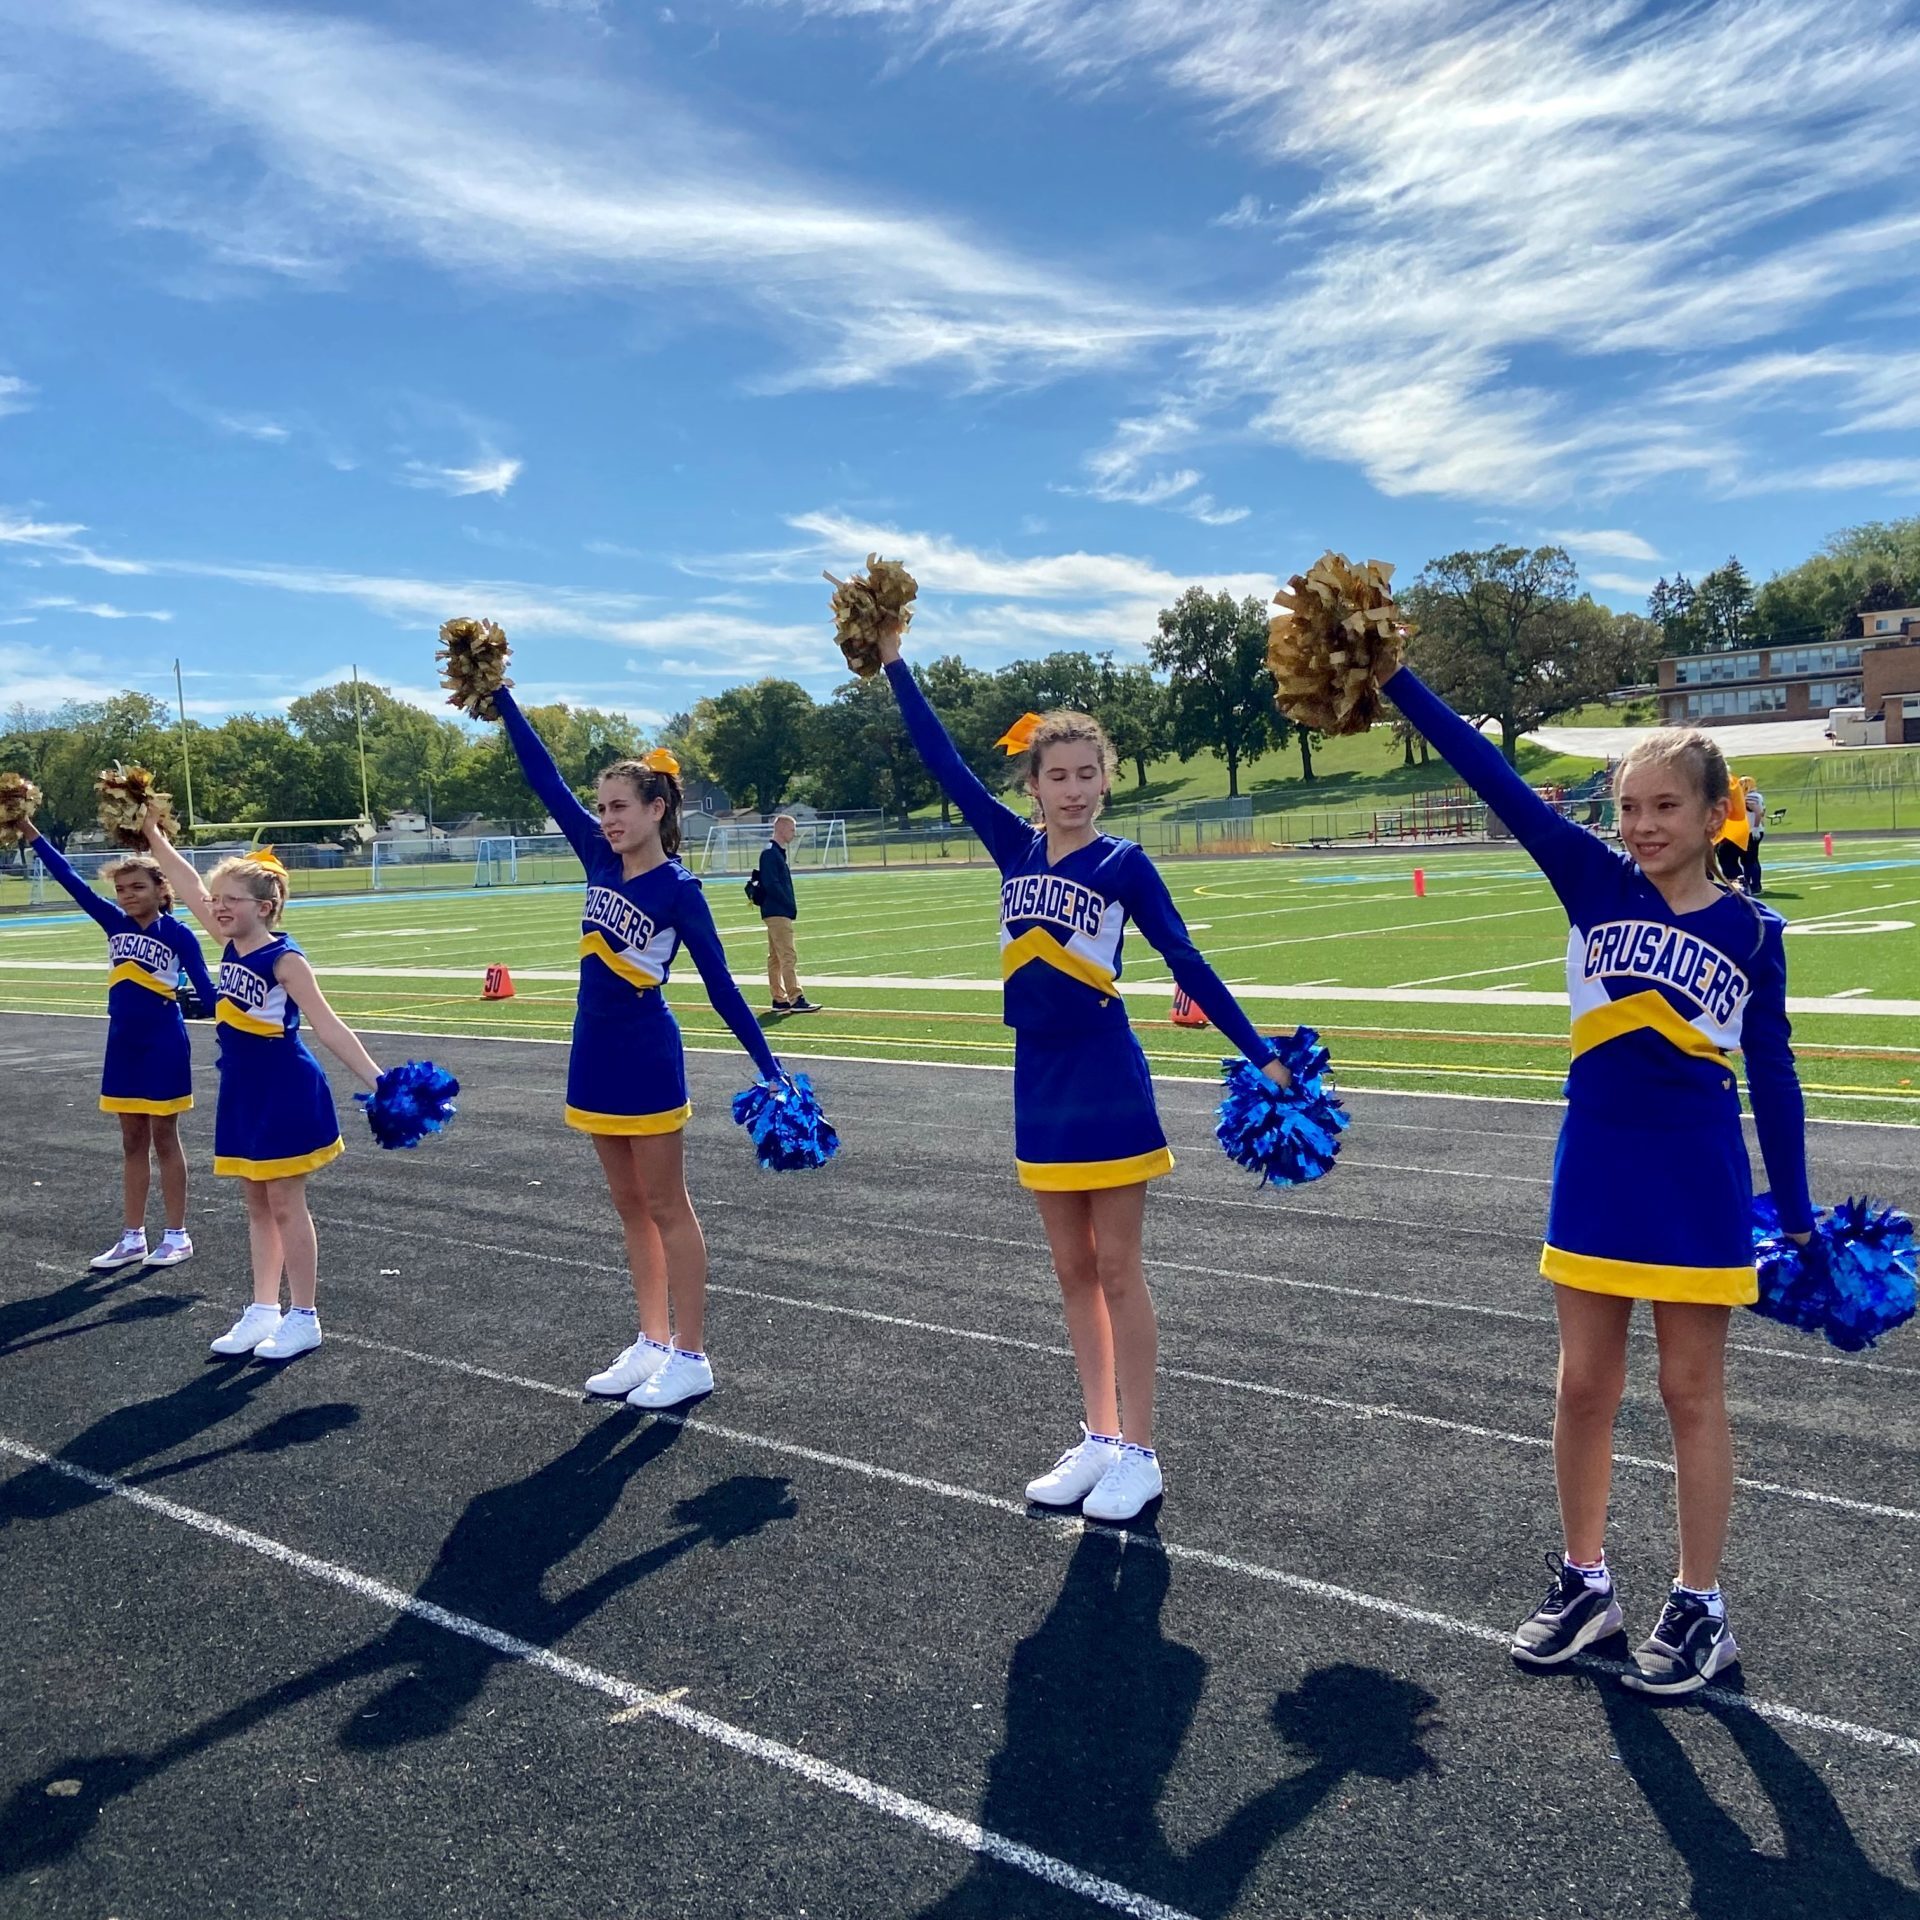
[1580,919,1748,1026]
[1000,872,1104,939]
[110,930,176,977]
[584,886,657,953]
[218,959,269,1010]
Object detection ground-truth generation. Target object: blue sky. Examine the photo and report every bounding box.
[4,0,1919,730]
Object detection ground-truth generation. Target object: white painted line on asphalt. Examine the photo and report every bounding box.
[0,1433,1200,1920]
[305,1219,1920,1510]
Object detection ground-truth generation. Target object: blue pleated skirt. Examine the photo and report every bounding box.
[1013,1024,1174,1192]
[1541,1103,1757,1306]
[101,1003,194,1116]
[564,998,692,1137]
[214,1034,343,1180]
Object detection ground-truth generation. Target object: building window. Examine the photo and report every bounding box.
[1808,679,1863,709]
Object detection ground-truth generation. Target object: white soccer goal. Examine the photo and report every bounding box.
[697,818,848,876]
[469,833,573,887]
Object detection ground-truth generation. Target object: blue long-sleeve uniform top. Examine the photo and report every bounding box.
[495,689,781,1082]
[33,837,217,1013]
[885,659,1275,1065]
[1387,667,1814,1232]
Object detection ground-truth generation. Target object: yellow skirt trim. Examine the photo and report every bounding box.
[214,1138,345,1181]
[1017,1145,1176,1193]
[1541,1244,1757,1307]
[565,1101,692,1137]
[101,1094,193,1116]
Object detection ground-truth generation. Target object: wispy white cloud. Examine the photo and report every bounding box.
[26,594,173,621]
[775,0,1920,502]
[1586,571,1658,597]
[399,454,523,498]
[0,511,151,575]
[28,0,1177,395]
[1730,458,1920,496]
[1548,529,1663,564]
[0,374,32,418]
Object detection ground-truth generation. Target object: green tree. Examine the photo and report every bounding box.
[1095,659,1170,790]
[1647,573,1701,656]
[0,692,179,845]
[803,676,934,824]
[1404,547,1625,762]
[915,656,1001,825]
[697,679,817,815]
[1148,588,1278,798]
[1753,515,1920,647]
[1691,557,1755,650]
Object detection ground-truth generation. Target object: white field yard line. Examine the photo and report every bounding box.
[0,1437,1200,1920]
[298,1219,1920,1526]
[10,1374,1916,1763]
[2,956,1911,1019]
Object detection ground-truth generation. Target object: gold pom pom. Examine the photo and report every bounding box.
[1266,553,1412,737]
[95,763,180,848]
[0,771,40,847]
[824,554,917,679]
[438,617,513,722]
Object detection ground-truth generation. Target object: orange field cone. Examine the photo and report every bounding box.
[482,964,516,1002]
[1412,867,1426,898]
[1170,988,1209,1029]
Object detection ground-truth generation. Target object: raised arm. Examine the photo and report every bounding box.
[166,918,218,1007]
[137,813,218,935]
[1383,665,1613,904]
[1740,920,1814,1237]
[1121,848,1276,1069]
[672,874,782,1082]
[493,687,603,867]
[25,827,123,934]
[275,951,381,1091]
[880,656,1034,871]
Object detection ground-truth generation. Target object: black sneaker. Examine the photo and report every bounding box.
[788,996,823,1014]
[769,1000,793,1014]
[1621,1589,1739,1697]
[1511,1553,1624,1668]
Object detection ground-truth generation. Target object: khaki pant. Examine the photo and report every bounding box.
[764,916,800,1004]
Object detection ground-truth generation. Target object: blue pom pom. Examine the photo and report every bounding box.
[355,1059,460,1151]
[1750,1192,1916,1351]
[1214,1028,1350,1189]
[731,1071,839,1173]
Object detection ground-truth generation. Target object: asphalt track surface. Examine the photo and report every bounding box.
[3,1009,1917,1920]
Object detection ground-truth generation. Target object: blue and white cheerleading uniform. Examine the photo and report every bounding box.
[886,659,1277,1191]
[212,935,344,1180]
[31,837,216,1116]
[1388,669,1815,1304]
[495,690,782,1134]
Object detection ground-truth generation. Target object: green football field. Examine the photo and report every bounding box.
[2,839,1915,1122]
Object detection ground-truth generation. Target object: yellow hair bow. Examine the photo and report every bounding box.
[995,713,1045,757]
[244,846,289,877]
[641,748,682,778]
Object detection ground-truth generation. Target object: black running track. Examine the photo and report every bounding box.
[2,1010,1917,1919]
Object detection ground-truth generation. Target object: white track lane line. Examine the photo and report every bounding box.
[0,1435,1198,1920]
[682,1196,1920,1380]
[297,1224,1920,1526]
[15,1349,1914,1763]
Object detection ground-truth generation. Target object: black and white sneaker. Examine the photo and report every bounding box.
[788,996,823,1014]
[1511,1553,1624,1669]
[1621,1590,1739,1697]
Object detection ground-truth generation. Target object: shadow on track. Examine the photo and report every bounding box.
[917,1531,1440,1918]
[0,1293,196,1361]
[1599,1684,1920,1918]
[0,1362,311,1530]
[0,1266,167,1361]
[0,1413,797,1878]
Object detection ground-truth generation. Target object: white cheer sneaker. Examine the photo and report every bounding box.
[1082,1444,1164,1524]
[1024,1426,1123,1508]
[90,1232,148,1272]
[144,1232,195,1270]
[627,1349,713,1410]
[255,1310,322,1362]
[209,1303,283,1357]
[585,1337,672,1398]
